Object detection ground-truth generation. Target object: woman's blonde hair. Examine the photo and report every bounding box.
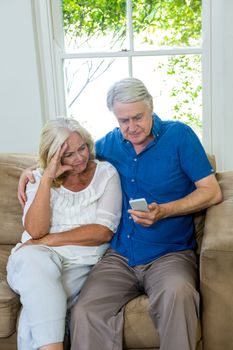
[39,117,95,186]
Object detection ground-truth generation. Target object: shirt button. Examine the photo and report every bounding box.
[131,179,135,182]
[127,235,130,238]
[133,158,137,162]
[129,216,132,220]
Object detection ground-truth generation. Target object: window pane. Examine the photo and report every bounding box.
[64,57,129,139]
[63,0,202,53]
[62,0,127,53]
[64,54,202,140]
[133,54,202,138]
[133,0,202,50]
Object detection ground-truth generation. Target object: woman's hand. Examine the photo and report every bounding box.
[43,143,72,181]
[23,143,73,239]
[15,236,49,251]
[17,143,72,207]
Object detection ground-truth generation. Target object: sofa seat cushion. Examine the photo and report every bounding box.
[123,295,159,349]
[123,294,202,350]
[0,332,17,350]
[0,280,20,337]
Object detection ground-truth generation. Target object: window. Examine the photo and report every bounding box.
[61,0,203,140]
[34,0,208,141]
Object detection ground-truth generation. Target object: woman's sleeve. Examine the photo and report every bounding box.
[95,168,122,233]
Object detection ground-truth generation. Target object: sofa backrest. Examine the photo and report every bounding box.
[0,153,36,245]
[0,153,216,248]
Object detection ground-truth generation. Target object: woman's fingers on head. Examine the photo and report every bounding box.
[62,164,73,172]
[60,142,68,154]
[58,142,68,161]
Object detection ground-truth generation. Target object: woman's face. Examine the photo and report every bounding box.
[61,132,90,175]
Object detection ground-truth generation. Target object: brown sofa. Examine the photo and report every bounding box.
[1,153,233,350]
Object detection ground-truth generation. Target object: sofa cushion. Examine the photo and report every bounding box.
[0,332,17,350]
[216,171,233,201]
[123,295,159,349]
[194,209,206,255]
[0,246,13,280]
[0,154,36,245]
[0,280,20,337]
[123,294,202,350]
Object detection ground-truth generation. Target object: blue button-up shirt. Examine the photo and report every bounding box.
[96,114,214,266]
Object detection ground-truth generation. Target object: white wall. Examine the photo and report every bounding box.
[0,0,43,154]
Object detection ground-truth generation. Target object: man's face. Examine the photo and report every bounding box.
[112,100,153,148]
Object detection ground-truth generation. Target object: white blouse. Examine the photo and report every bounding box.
[20,160,122,264]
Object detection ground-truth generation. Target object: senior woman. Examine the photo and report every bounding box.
[7,117,122,350]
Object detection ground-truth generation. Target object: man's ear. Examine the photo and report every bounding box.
[150,100,153,112]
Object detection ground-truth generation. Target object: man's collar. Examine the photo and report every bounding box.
[151,113,162,139]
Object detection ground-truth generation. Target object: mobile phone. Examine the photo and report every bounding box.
[129,198,149,212]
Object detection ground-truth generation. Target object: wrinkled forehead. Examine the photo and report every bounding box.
[65,131,85,148]
[112,100,152,118]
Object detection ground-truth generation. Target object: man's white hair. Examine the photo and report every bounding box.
[107,77,153,111]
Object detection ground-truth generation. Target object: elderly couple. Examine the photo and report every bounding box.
[7,78,222,350]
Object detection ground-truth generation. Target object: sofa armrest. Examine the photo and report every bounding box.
[200,171,233,350]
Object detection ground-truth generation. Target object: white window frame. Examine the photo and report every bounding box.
[32,0,66,118]
[32,0,212,150]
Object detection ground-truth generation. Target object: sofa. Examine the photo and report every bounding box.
[1,153,233,350]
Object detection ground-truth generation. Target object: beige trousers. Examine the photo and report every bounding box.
[70,249,199,350]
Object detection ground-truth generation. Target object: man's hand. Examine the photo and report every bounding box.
[18,167,36,208]
[128,202,166,227]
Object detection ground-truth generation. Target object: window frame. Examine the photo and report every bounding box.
[33,0,212,150]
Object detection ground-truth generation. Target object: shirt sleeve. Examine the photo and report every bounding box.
[95,166,122,233]
[178,125,214,182]
[22,170,41,226]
